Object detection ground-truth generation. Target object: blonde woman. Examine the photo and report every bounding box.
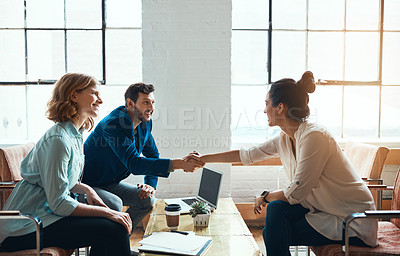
[0,73,134,256]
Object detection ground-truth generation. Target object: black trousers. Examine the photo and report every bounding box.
[0,216,131,256]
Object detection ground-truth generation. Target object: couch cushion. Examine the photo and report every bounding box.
[0,143,35,182]
[0,247,74,256]
[311,221,400,256]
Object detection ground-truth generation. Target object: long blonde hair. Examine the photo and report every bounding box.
[47,73,99,131]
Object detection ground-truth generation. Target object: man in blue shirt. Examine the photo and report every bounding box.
[82,83,203,229]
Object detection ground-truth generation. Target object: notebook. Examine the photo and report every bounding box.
[138,231,212,256]
[164,167,223,214]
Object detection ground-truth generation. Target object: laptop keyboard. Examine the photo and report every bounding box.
[182,198,199,206]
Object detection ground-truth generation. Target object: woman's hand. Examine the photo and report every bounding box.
[172,152,205,172]
[86,186,108,208]
[181,151,205,172]
[182,158,205,172]
[71,201,131,233]
[183,151,203,162]
[254,196,267,214]
[71,182,108,208]
[107,209,132,233]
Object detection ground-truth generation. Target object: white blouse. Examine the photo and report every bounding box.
[240,122,378,247]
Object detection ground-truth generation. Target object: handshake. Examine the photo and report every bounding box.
[173,151,205,172]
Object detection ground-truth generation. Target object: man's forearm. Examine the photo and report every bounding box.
[171,158,204,172]
[171,159,184,169]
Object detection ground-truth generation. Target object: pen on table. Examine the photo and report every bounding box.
[170,230,189,235]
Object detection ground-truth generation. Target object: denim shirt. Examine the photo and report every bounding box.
[0,121,83,244]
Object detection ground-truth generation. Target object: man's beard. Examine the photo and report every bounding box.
[134,105,151,122]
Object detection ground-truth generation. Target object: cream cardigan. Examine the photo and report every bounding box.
[240,122,378,247]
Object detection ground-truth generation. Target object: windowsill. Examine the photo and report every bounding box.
[2,137,400,149]
[0,139,35,148]
[231,137,400,149]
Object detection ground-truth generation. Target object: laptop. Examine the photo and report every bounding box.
[164,167,223,214]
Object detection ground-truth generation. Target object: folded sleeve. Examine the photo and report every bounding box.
[239,136,280,165]
[283,131,331,204]
[37,136,78,216]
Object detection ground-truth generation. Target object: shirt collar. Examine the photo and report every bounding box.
[294,121,308,141]
[58,121,84,138]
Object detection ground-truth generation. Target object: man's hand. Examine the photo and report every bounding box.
[137,184,155,199]
[253,196,267,214]
[182,158,205,172]
[181,151,204,172]
[172,153,205,172]
[183,151,202,162]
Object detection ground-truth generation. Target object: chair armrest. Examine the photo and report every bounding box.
[367,184,394,191]
[0,182,17,190]
[342,210,400,256]
[0,210,20,216]
[362,178,383,183]
[0,211,42,256]
[0,182,17,185]
[365,210,400,217]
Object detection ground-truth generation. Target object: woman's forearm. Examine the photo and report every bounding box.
[71,202,111,217]
[71,203,132,233]
[71,182,92,195]
[201,150,241,163]
[266,190,288,203]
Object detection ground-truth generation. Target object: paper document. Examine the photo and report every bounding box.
[139,232,212,256]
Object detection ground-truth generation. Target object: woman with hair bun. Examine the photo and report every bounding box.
[187,71,377,255]
[0,73,136,256]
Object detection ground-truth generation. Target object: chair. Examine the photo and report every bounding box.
[311,168,400,256]
[0,211,75,256]
[344,141,390,209]
[0,143,76,256]
[0,143,35,210]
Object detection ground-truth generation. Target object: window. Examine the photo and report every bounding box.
[0,0,142,142]
[231,0,400,146]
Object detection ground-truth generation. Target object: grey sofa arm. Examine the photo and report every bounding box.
[0,211,43,256]
[342,210,400,256]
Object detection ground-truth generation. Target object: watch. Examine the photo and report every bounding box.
[260,190,270,203]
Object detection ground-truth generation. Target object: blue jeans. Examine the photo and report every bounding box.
[93,182,155,230]
[263,201,368,256]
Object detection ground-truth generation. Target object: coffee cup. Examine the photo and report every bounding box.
[165,204,181,230]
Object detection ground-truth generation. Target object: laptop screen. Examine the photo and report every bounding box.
[197,167,223,207]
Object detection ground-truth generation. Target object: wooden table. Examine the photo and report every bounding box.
[139,198,261,256]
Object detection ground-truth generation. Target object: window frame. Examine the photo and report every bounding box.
[231,0,400,141]
[0,0,106,85]
[0,0,142,143]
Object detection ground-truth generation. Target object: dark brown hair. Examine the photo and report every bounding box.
[124,83,155,106]
[268,71,316,122]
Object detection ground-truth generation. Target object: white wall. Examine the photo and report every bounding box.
[138,0,232,199]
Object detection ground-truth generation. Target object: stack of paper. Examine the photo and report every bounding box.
[138,232,212,256]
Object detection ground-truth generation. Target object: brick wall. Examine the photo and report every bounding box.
[138,0,232,199]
